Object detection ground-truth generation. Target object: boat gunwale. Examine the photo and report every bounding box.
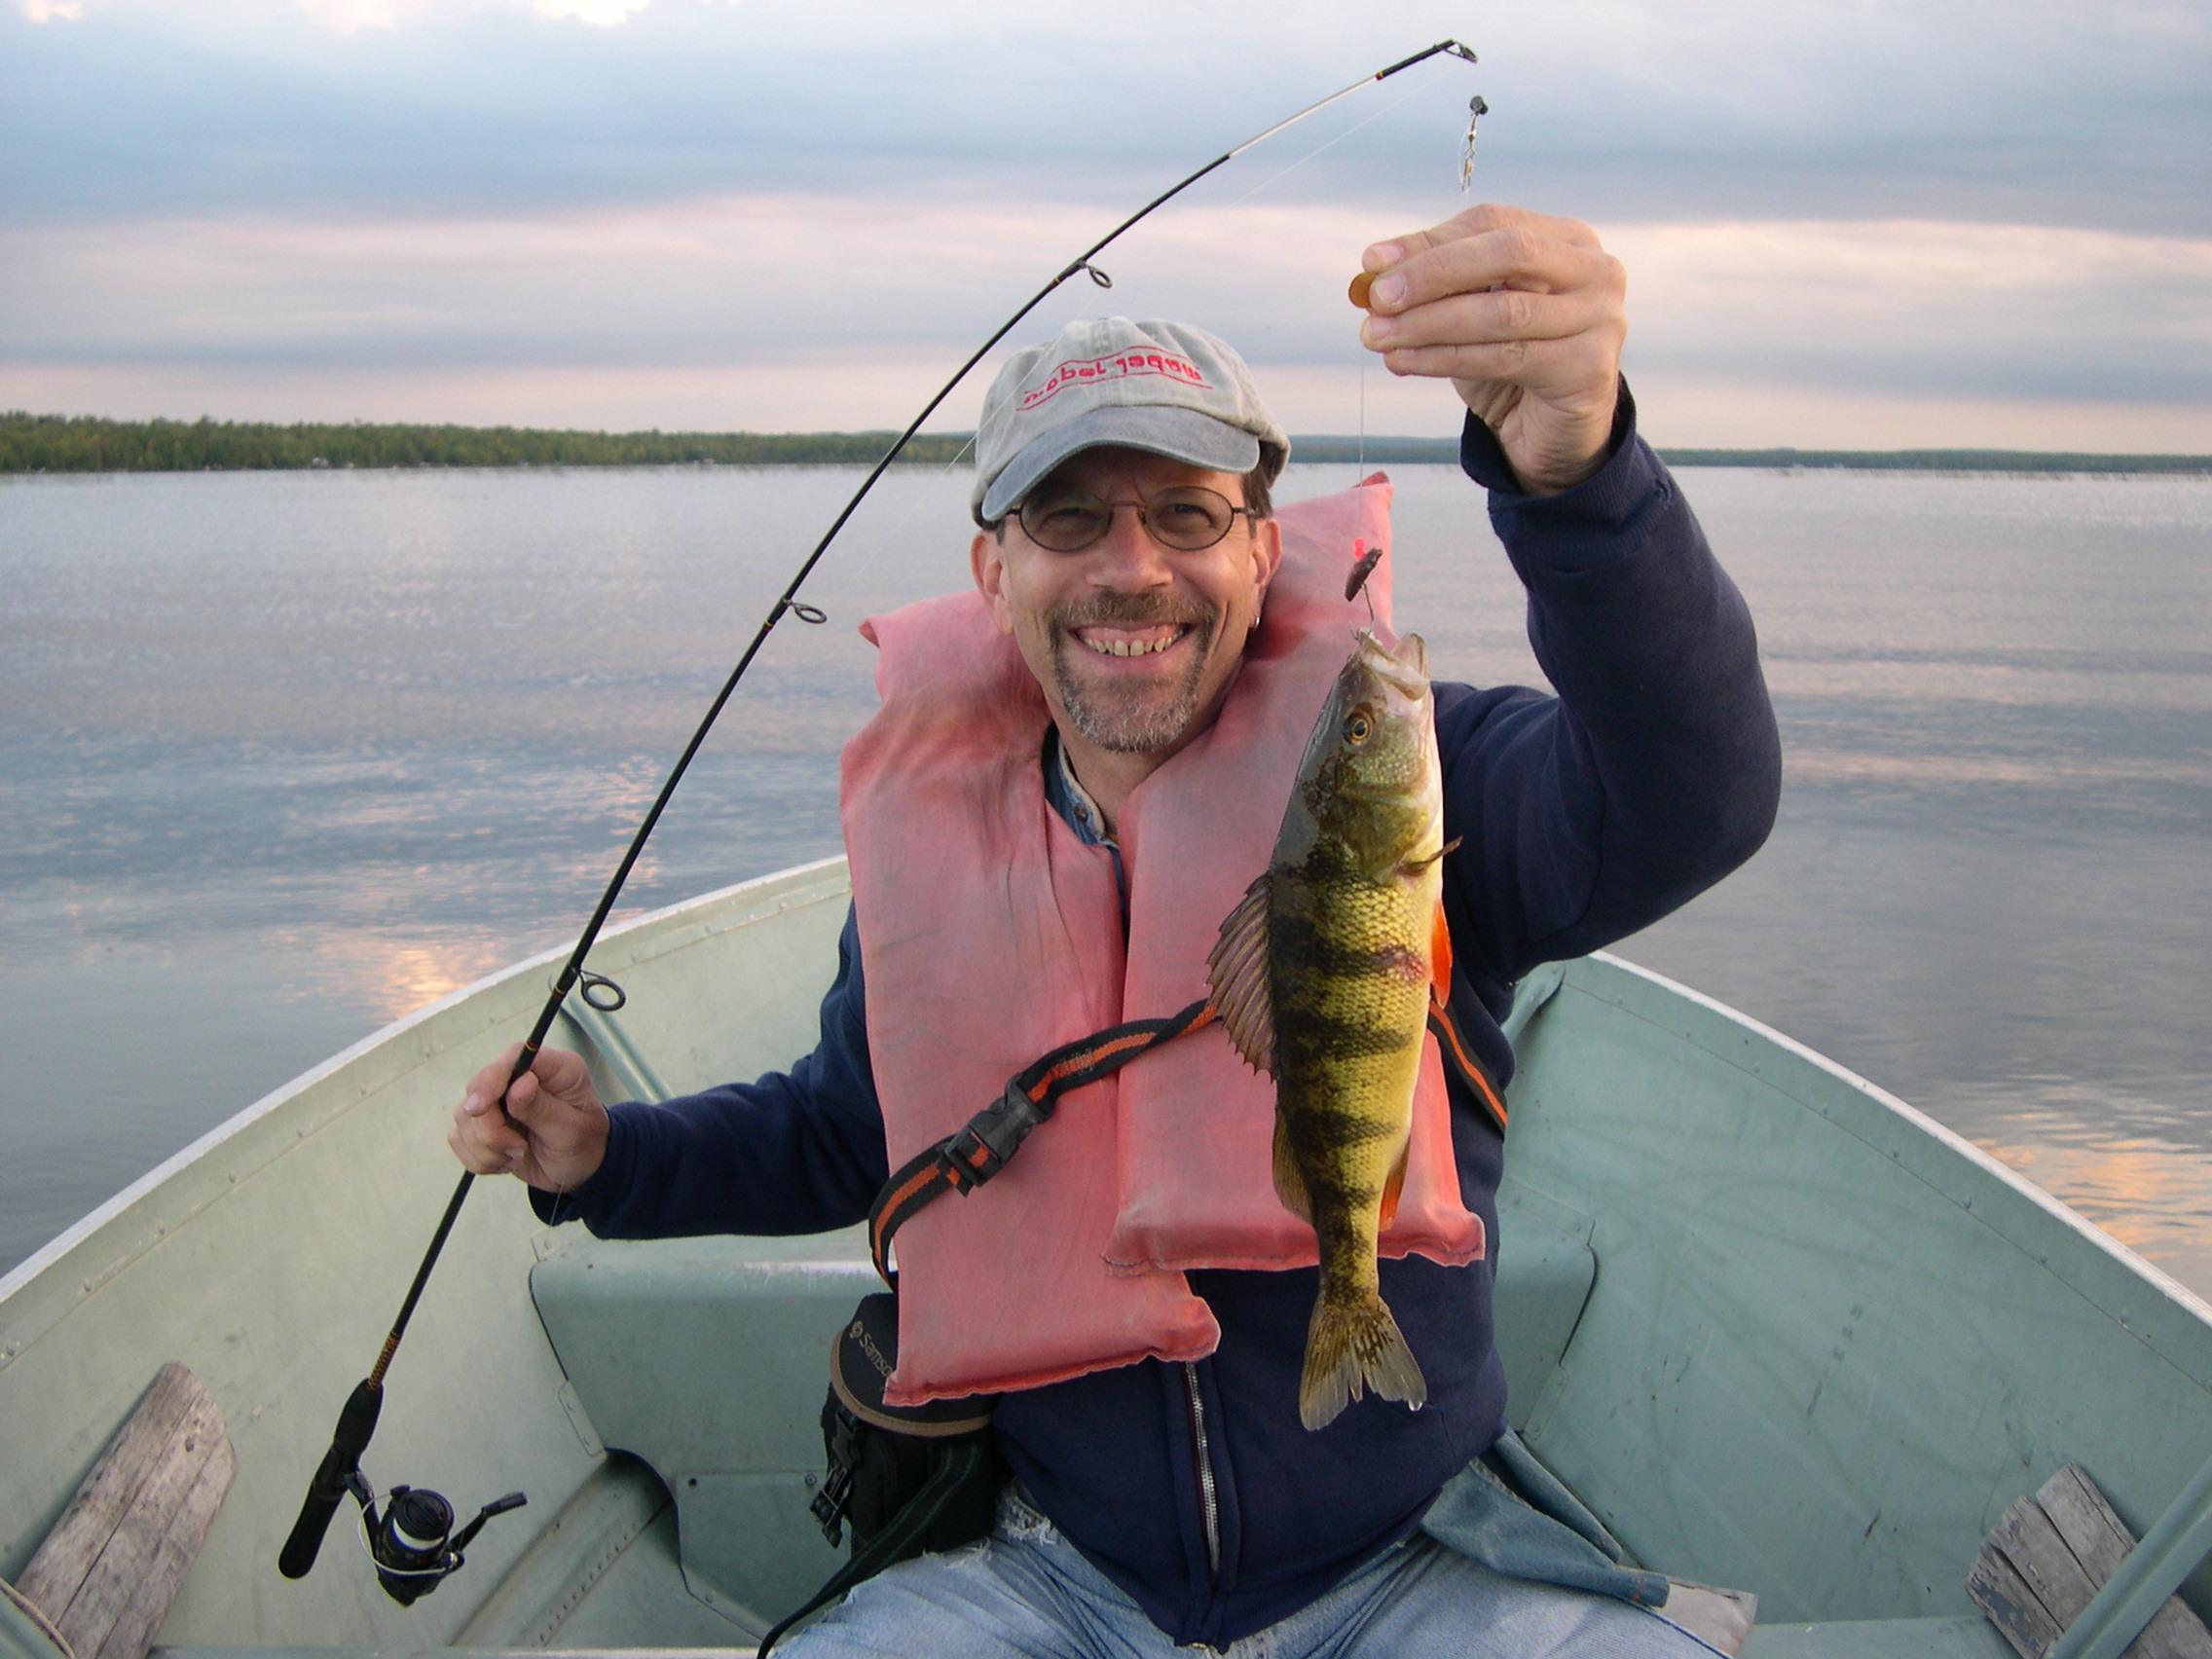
[0,858,851,1368]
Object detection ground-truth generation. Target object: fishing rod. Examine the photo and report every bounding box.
[277,35,1484,1589]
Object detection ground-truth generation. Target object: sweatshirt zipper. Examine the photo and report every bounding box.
[1182,1361,1221,1579]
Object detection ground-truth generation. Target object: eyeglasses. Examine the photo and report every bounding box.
[1015,485,1255,553]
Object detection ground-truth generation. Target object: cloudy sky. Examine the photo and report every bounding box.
[4,0,2209,447]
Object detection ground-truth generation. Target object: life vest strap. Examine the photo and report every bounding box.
[1427,992,1509,1134]
[868,998,1217,1282]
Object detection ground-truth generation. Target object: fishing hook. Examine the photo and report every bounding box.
[279,36,1484,1586]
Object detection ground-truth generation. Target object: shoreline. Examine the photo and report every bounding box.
[4,414,2208,477]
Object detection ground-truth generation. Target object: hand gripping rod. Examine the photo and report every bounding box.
[278,36,1481,1581]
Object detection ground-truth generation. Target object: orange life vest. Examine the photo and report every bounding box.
[839,475,1484,1406]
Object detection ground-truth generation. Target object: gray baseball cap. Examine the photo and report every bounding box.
[972,316,1290,526]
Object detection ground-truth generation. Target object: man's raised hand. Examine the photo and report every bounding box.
[1357,203,1628,496]
[448,1043,609,1193]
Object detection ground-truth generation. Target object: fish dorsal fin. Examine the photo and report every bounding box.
[1429,895,1453,1006]
[1206,872,1276,1077]
[1379,1141,1409,1231]
[1272,1114,1313,1225]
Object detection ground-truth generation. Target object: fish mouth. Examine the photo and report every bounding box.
[1353,629,1430,699]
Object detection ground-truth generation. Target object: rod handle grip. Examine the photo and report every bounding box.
[278,1381,383,1580]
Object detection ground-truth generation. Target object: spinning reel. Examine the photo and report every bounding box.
[278,1375,526,1604]
[346,1472,527,1606]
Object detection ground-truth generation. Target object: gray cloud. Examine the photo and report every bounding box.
[3,0,2209,234]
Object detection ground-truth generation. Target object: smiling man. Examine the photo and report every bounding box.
[967,324,1285,823]
[450,203,1783,1655]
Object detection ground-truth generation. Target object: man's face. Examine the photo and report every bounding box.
[972,446,1282,758]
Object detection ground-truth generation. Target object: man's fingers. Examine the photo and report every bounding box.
[1376,336,1600,387]
[1365,231,1619,319]
[460,1043,526,1117]
[1362,203,1601,275]
[448,1110,527,1173]
[1361,286,1618,354]
[529,1045,594,1097]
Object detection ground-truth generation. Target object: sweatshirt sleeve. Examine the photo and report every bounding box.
[532,904,889,1238]
[1437,380,1783,986]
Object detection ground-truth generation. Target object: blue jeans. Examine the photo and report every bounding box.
[782,1489,1723,1657]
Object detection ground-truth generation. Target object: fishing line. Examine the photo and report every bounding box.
[1216,67,1453,212]
[279,36,1483,1587]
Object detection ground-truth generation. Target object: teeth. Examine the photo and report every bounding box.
[1081,631,1177,658]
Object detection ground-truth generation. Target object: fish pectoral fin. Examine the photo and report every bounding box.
[1206,871,1277,1077]
[1379,1141,1408,1232]
[1428,896,1453,1003]
[1272,1115,1314,1225]
[1401,835,1463,876]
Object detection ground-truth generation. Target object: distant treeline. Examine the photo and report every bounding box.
[5,413,2207,477]
[0,413,975,473]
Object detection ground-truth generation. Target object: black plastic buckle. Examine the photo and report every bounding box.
[810,1462,852,1548]
[813,1402,863,1547]
[938,1080,1051,1194]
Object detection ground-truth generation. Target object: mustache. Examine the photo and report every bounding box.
[1046,591,1220,637]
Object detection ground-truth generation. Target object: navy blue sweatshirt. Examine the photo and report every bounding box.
[537,388,1782,1645]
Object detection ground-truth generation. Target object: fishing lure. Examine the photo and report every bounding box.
[279,37,1486,1588]
[1461,94,1489,195]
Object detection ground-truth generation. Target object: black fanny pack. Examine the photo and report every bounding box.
[753,1293,1001,1656]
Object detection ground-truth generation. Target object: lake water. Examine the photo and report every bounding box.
[3,461,2209,1292]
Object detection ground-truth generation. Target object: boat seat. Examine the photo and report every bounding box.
[530,1229,874,1635]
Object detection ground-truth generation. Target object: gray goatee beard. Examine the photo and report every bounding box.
[1047,593,1220,756]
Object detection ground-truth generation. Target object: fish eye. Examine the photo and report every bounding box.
[1344,711,1373,745]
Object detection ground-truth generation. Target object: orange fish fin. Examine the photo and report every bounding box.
[1206,872,1276,1077]
[1429,897,1454,1005]
[1379,1141,1409,1231]
[1272,1114,1313,1226]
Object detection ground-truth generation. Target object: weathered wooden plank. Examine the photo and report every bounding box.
[1994,1492,2100,1627]
[92,1436,234,1659]
[2043,1465,2137,1588]
[1972,1541,2066,1659]
[2133,1597,2212,1659]
[15,1366,198,1618]
[1969,1465,2212,1659]
[12,1364,233,1659]
[55,1389,223,1659]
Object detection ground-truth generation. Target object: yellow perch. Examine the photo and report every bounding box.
[1208,629,1454,1430]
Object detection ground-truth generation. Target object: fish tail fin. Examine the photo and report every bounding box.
[1299,1291,1427,1431]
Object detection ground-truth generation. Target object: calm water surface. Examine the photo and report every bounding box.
[3,463,2208,1288]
